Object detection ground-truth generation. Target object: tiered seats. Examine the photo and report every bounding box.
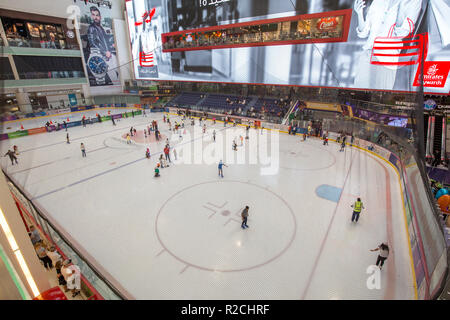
[199,94,249,112]
[167,92,203,107]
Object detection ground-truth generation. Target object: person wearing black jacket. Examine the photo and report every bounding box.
[4,150,18,165]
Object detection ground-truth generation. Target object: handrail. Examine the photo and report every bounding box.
[2,169,127,300]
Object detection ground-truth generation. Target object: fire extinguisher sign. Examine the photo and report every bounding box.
[413,61,450,88]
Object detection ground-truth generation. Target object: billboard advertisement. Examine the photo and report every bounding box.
[125,0,450,94]
[77,0,120,87]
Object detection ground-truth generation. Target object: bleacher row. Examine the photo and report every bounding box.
[166,92,291,118]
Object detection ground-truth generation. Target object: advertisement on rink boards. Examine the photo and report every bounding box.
[125,0,450,94]
[75,0,120,87]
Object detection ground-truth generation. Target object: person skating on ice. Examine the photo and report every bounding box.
[213,130,216,142]
[370,243,389,270]
[80,143,86,158]
[351,197,364,223]
[145,148,151,159]
[154,164,160,177]
[241,206,249,229]
[66,133,70,144]
[218,160,227,178]
[173,148,177,161]
[4,150,18,165]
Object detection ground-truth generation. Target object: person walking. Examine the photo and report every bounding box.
[29,225,41,245]
[34,243,53,270]
[46,246,62,268]
[4,150,18,165]
[370,243,390,270]
[351,197,365,223]
[63,260,81,298]
[218,160,227,178]
[80,143,86,157]
[241,206,249,229]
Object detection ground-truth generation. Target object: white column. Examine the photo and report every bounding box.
[15,89,33,113]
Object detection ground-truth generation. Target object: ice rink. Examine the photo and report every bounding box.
[0,110,416,299]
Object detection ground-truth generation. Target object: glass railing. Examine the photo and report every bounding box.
[323,118,448,299]
[4,171,125,300]
[5,37,80,50]
[18,71,85,80]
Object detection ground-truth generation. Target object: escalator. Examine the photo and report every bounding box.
[433,116,444,157]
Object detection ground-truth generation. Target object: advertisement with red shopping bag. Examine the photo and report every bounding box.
[370,18,428,67]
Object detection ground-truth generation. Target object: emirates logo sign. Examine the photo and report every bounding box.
[413,61,450,88]
[316,17,338,31]
[427,64,438,76]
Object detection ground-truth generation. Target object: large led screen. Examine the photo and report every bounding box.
[125,0,450,94]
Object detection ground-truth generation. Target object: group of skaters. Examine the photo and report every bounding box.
[350,197,390,269]
[154,139,178,178]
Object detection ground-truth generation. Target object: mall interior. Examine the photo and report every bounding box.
[0,0,449,300]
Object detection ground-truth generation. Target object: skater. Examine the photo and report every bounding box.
[155,129,160,141]
[82,117,86,127]
[111,116,116,126]
[370,243,389,270]
[203,124,206,134]
[213,130,216,142]
[154,164,160,177]
[80,143,86,157]
[66,133,70,144]
[351,198,364,223]
[63,121,67,131]
[340,135,347,152]
[130,127,134,137]
[218,160,227,178]
[144,129,147,138]
[303,133,306,141]
[13,145,19,155]
[126,134,131,144]
[97,114,101,123]
[241,206,249,229]
[4,150,18,165]
[133,128,137,137]
[350,134,355,147]
[145,148,151,159]
[232,139,238,151]
[143,109,146,117]
[159,154,169,168]
[240,135,244,146]
[323,135,328,146]
[164,146,171,162]
[163,115,166,122]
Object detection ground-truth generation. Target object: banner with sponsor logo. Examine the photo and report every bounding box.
[125,0,450,94]
[76,0,120,87]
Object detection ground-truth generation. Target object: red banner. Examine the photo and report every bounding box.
[413,61,450,88]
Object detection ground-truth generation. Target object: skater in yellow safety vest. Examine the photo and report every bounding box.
[351,198,364,223]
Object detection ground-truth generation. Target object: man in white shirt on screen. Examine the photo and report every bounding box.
[353,0,423,90]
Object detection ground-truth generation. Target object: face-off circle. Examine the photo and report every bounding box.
[155,180,297,272]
